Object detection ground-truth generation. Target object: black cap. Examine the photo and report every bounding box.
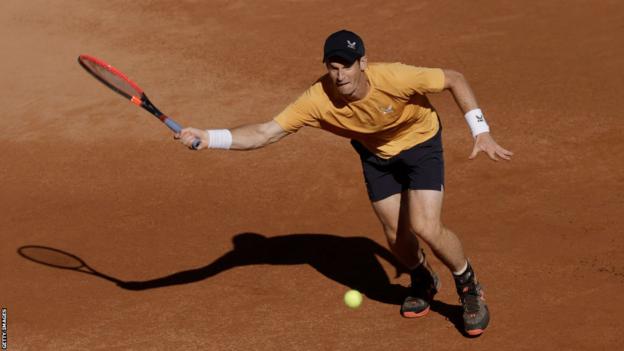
[323,30,365,64]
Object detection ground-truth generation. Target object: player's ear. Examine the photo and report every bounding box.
[359,56,368,70]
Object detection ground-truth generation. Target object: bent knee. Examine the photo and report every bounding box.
[409,220,443,242]
[382,224,398,245]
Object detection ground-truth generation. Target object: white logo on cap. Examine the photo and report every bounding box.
[347,40,357,49]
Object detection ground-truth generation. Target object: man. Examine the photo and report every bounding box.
[177,30,512,336]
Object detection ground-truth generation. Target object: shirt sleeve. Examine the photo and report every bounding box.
[273,86,321,133]
[384,63,445,97]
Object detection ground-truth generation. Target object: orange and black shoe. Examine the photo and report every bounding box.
[454,262,490,336]
[400,259,440,318]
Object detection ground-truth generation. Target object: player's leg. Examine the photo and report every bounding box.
[370,192,422,268]
[397,126,489,335]
[351,139,420,266]
[407,189,489,336]
[370,193,439,318]
[406,189,465,270]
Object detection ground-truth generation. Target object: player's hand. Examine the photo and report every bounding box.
[175,127,208,150]
[469,132,513,161]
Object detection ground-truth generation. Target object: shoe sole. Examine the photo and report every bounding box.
[401,267,439,319]
[401,306,430,318]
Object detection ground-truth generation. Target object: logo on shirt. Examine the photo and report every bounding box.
[347,40,357,50]
[380,105,394,114]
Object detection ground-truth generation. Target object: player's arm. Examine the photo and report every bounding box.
[442,69,513,161]
[176,120,290,151]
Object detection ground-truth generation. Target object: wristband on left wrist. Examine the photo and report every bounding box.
[464,108,490,138]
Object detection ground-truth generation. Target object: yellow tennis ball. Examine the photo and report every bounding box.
[344,290,363,309]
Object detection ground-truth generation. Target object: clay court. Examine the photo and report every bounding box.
[1,0,623,350]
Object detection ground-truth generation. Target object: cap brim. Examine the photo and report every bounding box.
[323,50,361,64]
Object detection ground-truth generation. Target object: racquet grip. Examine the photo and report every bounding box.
[191,139,201,150]
[163,117,182,133]
[163,117,201,150]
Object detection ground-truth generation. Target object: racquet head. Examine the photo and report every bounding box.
[18,245,86,270]
[78,54,144,104]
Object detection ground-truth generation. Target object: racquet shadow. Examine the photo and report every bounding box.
[120,232,411,305]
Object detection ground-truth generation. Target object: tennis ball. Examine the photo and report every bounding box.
[344,289,363,309]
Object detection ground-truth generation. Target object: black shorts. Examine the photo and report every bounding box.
[351,128,444,202]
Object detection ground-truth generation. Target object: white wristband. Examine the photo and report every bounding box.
[464,108,490,138]
[206,129,233,149]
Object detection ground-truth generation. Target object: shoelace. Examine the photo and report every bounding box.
[460,285,482,314]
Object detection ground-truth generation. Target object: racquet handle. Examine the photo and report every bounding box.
[191,139,201,150]
[163,117,201,150]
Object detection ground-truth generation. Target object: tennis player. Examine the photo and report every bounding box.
[177,30,512,336]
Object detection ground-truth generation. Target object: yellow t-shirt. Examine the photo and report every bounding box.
[273,62,445,159]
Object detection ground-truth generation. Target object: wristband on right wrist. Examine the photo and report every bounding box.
[206,129,233,149]
[464,108,490,138]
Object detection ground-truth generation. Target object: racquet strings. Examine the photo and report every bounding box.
[19,246,84,269]
[78,56,142,100]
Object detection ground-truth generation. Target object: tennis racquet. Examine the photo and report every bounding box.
[78,54,201,149]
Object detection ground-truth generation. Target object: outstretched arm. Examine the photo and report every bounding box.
[442,69,513,161]
[176,120,290,150]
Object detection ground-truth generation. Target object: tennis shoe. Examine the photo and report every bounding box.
[400,260,440,318]
[454,263,489,336]
[458,282,489,336]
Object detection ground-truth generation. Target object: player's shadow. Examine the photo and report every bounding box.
[116,232,464,333]
[18,233,465,333]
[120,232,411,305]
[430,300,466,336]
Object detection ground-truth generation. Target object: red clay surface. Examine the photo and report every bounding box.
[1,0,623,350]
